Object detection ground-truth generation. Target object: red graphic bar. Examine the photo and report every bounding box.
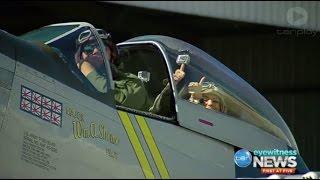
[198,119,213,126]
[261,168,296,175]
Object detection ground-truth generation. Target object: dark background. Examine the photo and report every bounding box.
[1,1,319,171]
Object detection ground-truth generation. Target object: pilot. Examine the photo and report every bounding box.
[188,77,227,113]
[75,30,153,111]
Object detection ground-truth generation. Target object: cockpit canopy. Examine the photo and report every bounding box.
[126,35,298,151]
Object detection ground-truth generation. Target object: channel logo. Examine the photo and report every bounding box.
[234,149,298,175]
[234,149,252,168]
[253,149,297,174]
[287,7,308,27]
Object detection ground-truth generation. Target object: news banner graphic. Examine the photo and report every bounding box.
[234,149,297,175]
[20,86,62,127]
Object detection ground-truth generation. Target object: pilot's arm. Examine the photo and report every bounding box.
[80,61,151,111]
[80,61,108,93]
[173,64,185,85]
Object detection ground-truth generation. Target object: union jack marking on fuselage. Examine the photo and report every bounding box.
[20,86,63,127]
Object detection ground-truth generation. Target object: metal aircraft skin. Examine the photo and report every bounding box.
[0,22,311,178]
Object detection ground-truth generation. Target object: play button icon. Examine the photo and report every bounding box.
[287,7,308,27]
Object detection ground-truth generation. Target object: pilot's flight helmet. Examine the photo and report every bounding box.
[75,30,105,71]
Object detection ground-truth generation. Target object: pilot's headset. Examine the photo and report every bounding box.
[97,29,119,66]
[96,29,122,80]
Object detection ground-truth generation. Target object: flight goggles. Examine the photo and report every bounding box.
[78,29,112,44]
[78,30,100,55]
[97,29,112,40]
[78,29,112,55]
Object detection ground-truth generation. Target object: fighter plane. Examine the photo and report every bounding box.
[0,22,315,178]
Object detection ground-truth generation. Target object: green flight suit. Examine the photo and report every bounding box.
[86,69,153,112]
[148,83,175,117]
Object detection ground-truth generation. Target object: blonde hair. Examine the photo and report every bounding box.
[200,84,227,113]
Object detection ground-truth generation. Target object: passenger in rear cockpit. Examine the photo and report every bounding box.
[188,77,227,113]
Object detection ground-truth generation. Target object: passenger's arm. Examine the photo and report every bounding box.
[188,76,205,103]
